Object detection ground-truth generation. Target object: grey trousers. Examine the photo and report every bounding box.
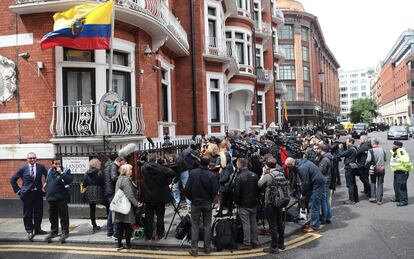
[190,205,212,251]
[370,174,384,202]
[239,206,258,245]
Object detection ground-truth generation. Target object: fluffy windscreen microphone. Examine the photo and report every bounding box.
[118,143,137,158]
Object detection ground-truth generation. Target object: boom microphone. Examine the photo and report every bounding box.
[118,143,137,158]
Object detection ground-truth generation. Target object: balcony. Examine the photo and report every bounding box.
[49,101,145,139]
[275,80,287,96]
[204,36,239,79]
[274,46,286,61]
[10,0,189,57]
[256,68,273,86]
[254,21,272,38]
[272,8,284,27]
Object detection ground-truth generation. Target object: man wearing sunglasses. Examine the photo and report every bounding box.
[10,152,48,241]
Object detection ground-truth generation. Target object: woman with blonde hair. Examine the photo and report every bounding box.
[83,158,104,233]
[114,164,140,251]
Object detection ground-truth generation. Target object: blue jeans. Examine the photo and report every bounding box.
[394,172,409,204]
[321,186,332,222]
[172,170,191,208]
[309,186,325,230]
[105,194,117,236]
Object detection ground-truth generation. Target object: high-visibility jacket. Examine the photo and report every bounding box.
[390,148,412,173]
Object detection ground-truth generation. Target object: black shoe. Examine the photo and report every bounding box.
[278,244,286,250]
[263,247,280,254]
[189,250,198,257]
[92,226,101,233]
[325,220,332,224]
[397,202,408,207]
[35,229,48,235]
[45,233,58,243]
[27,233,34,242]
[337,182,341,186]
[252,243,261,249]
[238,244,252,250]
[390,198,400,202]
[60,233,69,244]
[204,248,211,254]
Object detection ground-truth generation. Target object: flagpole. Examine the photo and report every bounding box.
[108,1,115,92]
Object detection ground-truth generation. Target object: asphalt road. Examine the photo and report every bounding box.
[1,131,413,259]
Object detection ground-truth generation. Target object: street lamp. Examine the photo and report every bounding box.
[318,71,325,128]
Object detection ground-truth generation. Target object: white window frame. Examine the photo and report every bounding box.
[255,44,264,67]
[257,91,266,125]
[157,55,174,123]
[226,26,253,69]
[237,0,250,11]
[207,72,225,125]
[253,0,262,27]
[55,38,136,108]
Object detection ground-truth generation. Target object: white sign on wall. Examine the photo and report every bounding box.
[62,157,90,174]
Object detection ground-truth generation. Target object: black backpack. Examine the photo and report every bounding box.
[213,218,238,251]
[265,171,291,208]
[175,214,191,240]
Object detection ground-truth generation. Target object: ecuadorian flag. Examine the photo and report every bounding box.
[40,1,114,50]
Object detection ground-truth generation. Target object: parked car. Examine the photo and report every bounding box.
[387,126,409,140]
[409,126,414,138]
[325,124,347,136]
[351,123,368,138]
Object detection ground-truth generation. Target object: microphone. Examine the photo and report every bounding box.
[118,143,137,158]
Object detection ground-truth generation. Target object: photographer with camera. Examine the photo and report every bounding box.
[141,153,175,241]
[258,157,288,254]
[356,135,372,198]
[330,133,342,185]
[43,157,73,244]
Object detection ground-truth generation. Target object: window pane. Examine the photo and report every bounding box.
[235,32,243,39]
[280,44,294,60]
[302,46,309,61]
[257,102,263,124]
[63,68,95,105]
[303,67,310,81]
[211,92,220,122]
[106,71,131,104]
[286,85,296,101]
[280,65,295,80]
[162,83,169,121]
[304,86,311,101]
[208,7,216,16]
[210,79,219,89]
[301,27,308,41]
[280,25,293,39]
[236,42,245,64]
[208,20,216,37]
[106,51,128,66]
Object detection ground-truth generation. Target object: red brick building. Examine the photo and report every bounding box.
[379,29,414,126]
[0,0,289,198]
[276,0,340,126]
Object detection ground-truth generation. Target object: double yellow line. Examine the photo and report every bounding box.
[0,233,321,258]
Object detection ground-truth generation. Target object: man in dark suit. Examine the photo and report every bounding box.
[10,152,48,241]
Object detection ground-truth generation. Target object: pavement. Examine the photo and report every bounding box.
[0,202,303,249]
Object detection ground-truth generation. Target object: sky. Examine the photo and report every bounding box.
[300,0,414,71]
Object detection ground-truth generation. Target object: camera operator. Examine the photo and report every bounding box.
[171,141,198,210]
[339,138,359,205]
[258,157,286,254]
[141,153,175,241]
[285,157,326,233]
[43,157,73,243]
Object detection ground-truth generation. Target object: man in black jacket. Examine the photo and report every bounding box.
[339,138,359,204]
[234,158,259,250]
[356,135,371,197]
[330,133,342,185]
[103,156,125,237]
[43,157,73,243]
[316,144,334,224]
[141,153,175,241]
[185,156,218,257]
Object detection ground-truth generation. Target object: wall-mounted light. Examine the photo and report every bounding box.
[143,45,152,58]
[18,52,30,60]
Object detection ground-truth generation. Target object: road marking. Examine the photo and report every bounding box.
[0,233,321,258]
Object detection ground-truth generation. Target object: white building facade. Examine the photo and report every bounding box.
[339,68,374,118]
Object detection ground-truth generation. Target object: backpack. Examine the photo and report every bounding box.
[265,171,291,208]
[175,214,191,240]
[213,218,238,251]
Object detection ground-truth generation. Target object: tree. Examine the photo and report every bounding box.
[350,98,378,123]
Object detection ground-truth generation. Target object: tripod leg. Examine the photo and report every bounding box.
[165,199,183,239]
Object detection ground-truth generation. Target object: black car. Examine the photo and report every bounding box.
[387,126,409,140]
[351,123,368,138]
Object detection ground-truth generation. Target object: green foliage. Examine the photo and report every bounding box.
[350,98,378,123]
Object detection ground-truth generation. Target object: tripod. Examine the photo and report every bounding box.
[165,190,185,239]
